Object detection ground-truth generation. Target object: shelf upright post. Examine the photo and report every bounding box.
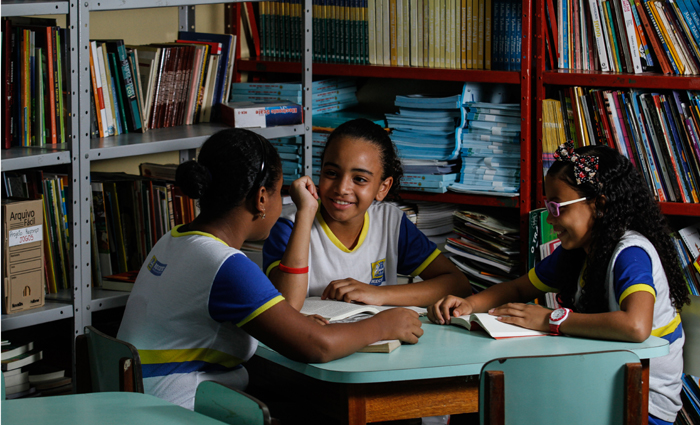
[179,5,197,164]
[77,0,93,336]
[533,0,546,208]
[302,0,313,177]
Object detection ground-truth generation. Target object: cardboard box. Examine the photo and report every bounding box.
[2,198,45,314]
[220,101,303,128]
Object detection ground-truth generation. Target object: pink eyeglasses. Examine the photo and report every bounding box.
[544,197,587,217]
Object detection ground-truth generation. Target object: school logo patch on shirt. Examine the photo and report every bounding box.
[147,256,167,276]
[370,259,386,286]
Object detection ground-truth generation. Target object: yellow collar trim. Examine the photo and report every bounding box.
[171,224,228,246]
[317,209,369,253]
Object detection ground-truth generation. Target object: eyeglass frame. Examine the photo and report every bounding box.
[544,197,588,217]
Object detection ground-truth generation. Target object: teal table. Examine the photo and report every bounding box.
[248,318,669,425]
[1,392,226,425]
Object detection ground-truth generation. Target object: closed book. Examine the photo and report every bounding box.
[1,350,42,371]
[221,101,303,128]
[2,341,34,361]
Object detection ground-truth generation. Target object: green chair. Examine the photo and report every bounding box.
[75,325,144,393]
[480,350,643,425]
[194,381,272,425]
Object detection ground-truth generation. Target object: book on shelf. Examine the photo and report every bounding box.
[300,297,427,322]
[2,369,29,388]
[220,101,303,128]
[25,362,65,384]
[450,312,551,339]
[1,342,35,361]
[1,350,43,372]
[101,270,139,292]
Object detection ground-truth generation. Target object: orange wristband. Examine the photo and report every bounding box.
[278,263,309,274]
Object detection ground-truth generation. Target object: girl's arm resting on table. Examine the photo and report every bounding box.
[428,274,543,324]
[242,301,424,363]
[321,254,471,307]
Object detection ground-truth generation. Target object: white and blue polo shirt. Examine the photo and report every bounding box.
[263,201,441,297]
[529,231,683,422]
[117,225,283,410]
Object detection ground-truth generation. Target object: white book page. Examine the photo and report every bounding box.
[454,313,549,338]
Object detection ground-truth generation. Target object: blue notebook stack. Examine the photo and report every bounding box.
[450,83,522,196]
[269,136,303,185]
[229,78,359,116]
[387,94,462,194]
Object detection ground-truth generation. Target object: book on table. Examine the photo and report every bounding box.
[450,313,551,339]
[300,298,427,353]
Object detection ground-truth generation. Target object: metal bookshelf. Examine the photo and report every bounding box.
[1,1,81,338]
[77,0,313,319]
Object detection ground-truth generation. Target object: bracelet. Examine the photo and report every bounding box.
[278,263,309,274]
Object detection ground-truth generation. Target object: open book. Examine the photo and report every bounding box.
[451,313,550,339]
[300,298,427,353]
[300,297,427,322]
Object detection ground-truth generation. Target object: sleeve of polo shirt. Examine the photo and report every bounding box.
[397,214,440,277]
[208,253,284,327]
[529,246,563,293]
[262,217,295,277]
[612,246,656,305]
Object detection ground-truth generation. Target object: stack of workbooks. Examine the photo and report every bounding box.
[270,136,303,185]
[409,200,460,237]
[88,31,238,137]
[229,78,359,115]
[2,341,42,399]
[446,210,520,292]
[387,93,462,193]
[2,17,70,148]
[675,223,700,296]
[544,88,700,204]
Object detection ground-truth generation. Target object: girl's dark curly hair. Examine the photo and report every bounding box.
[175,128,282,221]
[548,145,689,313]
[322,118,403,199]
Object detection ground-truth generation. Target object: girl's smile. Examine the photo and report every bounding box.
[544,175,597,253]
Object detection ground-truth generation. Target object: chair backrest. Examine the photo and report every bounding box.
[480,350,643,425]
[75,325,144,393]
[680,294,700,376]
[194,381,272,425]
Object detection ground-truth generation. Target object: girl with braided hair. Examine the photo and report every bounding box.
[263,118,471,311]
[428,142,689,425]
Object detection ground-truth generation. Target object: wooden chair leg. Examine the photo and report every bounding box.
[624,362,643,425]
[483,370,505,425]
[119,358,134,392]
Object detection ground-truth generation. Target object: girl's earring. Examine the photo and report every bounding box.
[260,210,266,220]
[596,211,603,218]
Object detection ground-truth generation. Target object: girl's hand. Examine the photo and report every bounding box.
[373,308,424,344]
[428,295,473,325]
[305,314,330,326]
[289,176,319,216]
[489,303,551,333]
[322,278,387,306]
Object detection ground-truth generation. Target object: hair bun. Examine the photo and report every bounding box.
[175,160,210,200]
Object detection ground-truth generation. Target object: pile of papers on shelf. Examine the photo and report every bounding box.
[446,210,520,293]
[269,136,303,185]
[229,77,359,116]
[450,84,521,196]
[387,93,462,194]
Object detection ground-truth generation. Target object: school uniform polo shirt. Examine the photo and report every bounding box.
[263,201,441,296]
[529,231,683,422]
[117,225,283,410]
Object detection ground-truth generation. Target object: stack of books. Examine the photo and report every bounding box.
[270,136,304,185]
[546,0,700,75]
[2,17,70,148]
[229,78,358,115]
[1,341,68,399]
[88,31,238,137]
[675,223,700,296]
[387,93,462,194]
[445,210,520,292]
[545,88,700,204]
[678,373,700,424]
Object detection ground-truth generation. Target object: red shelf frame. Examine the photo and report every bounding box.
[237,58,522,84]
[400,191,520,209]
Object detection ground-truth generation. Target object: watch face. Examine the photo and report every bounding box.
[551,309,566,321]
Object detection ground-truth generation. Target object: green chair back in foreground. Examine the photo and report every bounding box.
[480,350,643,425]
[75,325,144,393]
[195,381,272,425]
